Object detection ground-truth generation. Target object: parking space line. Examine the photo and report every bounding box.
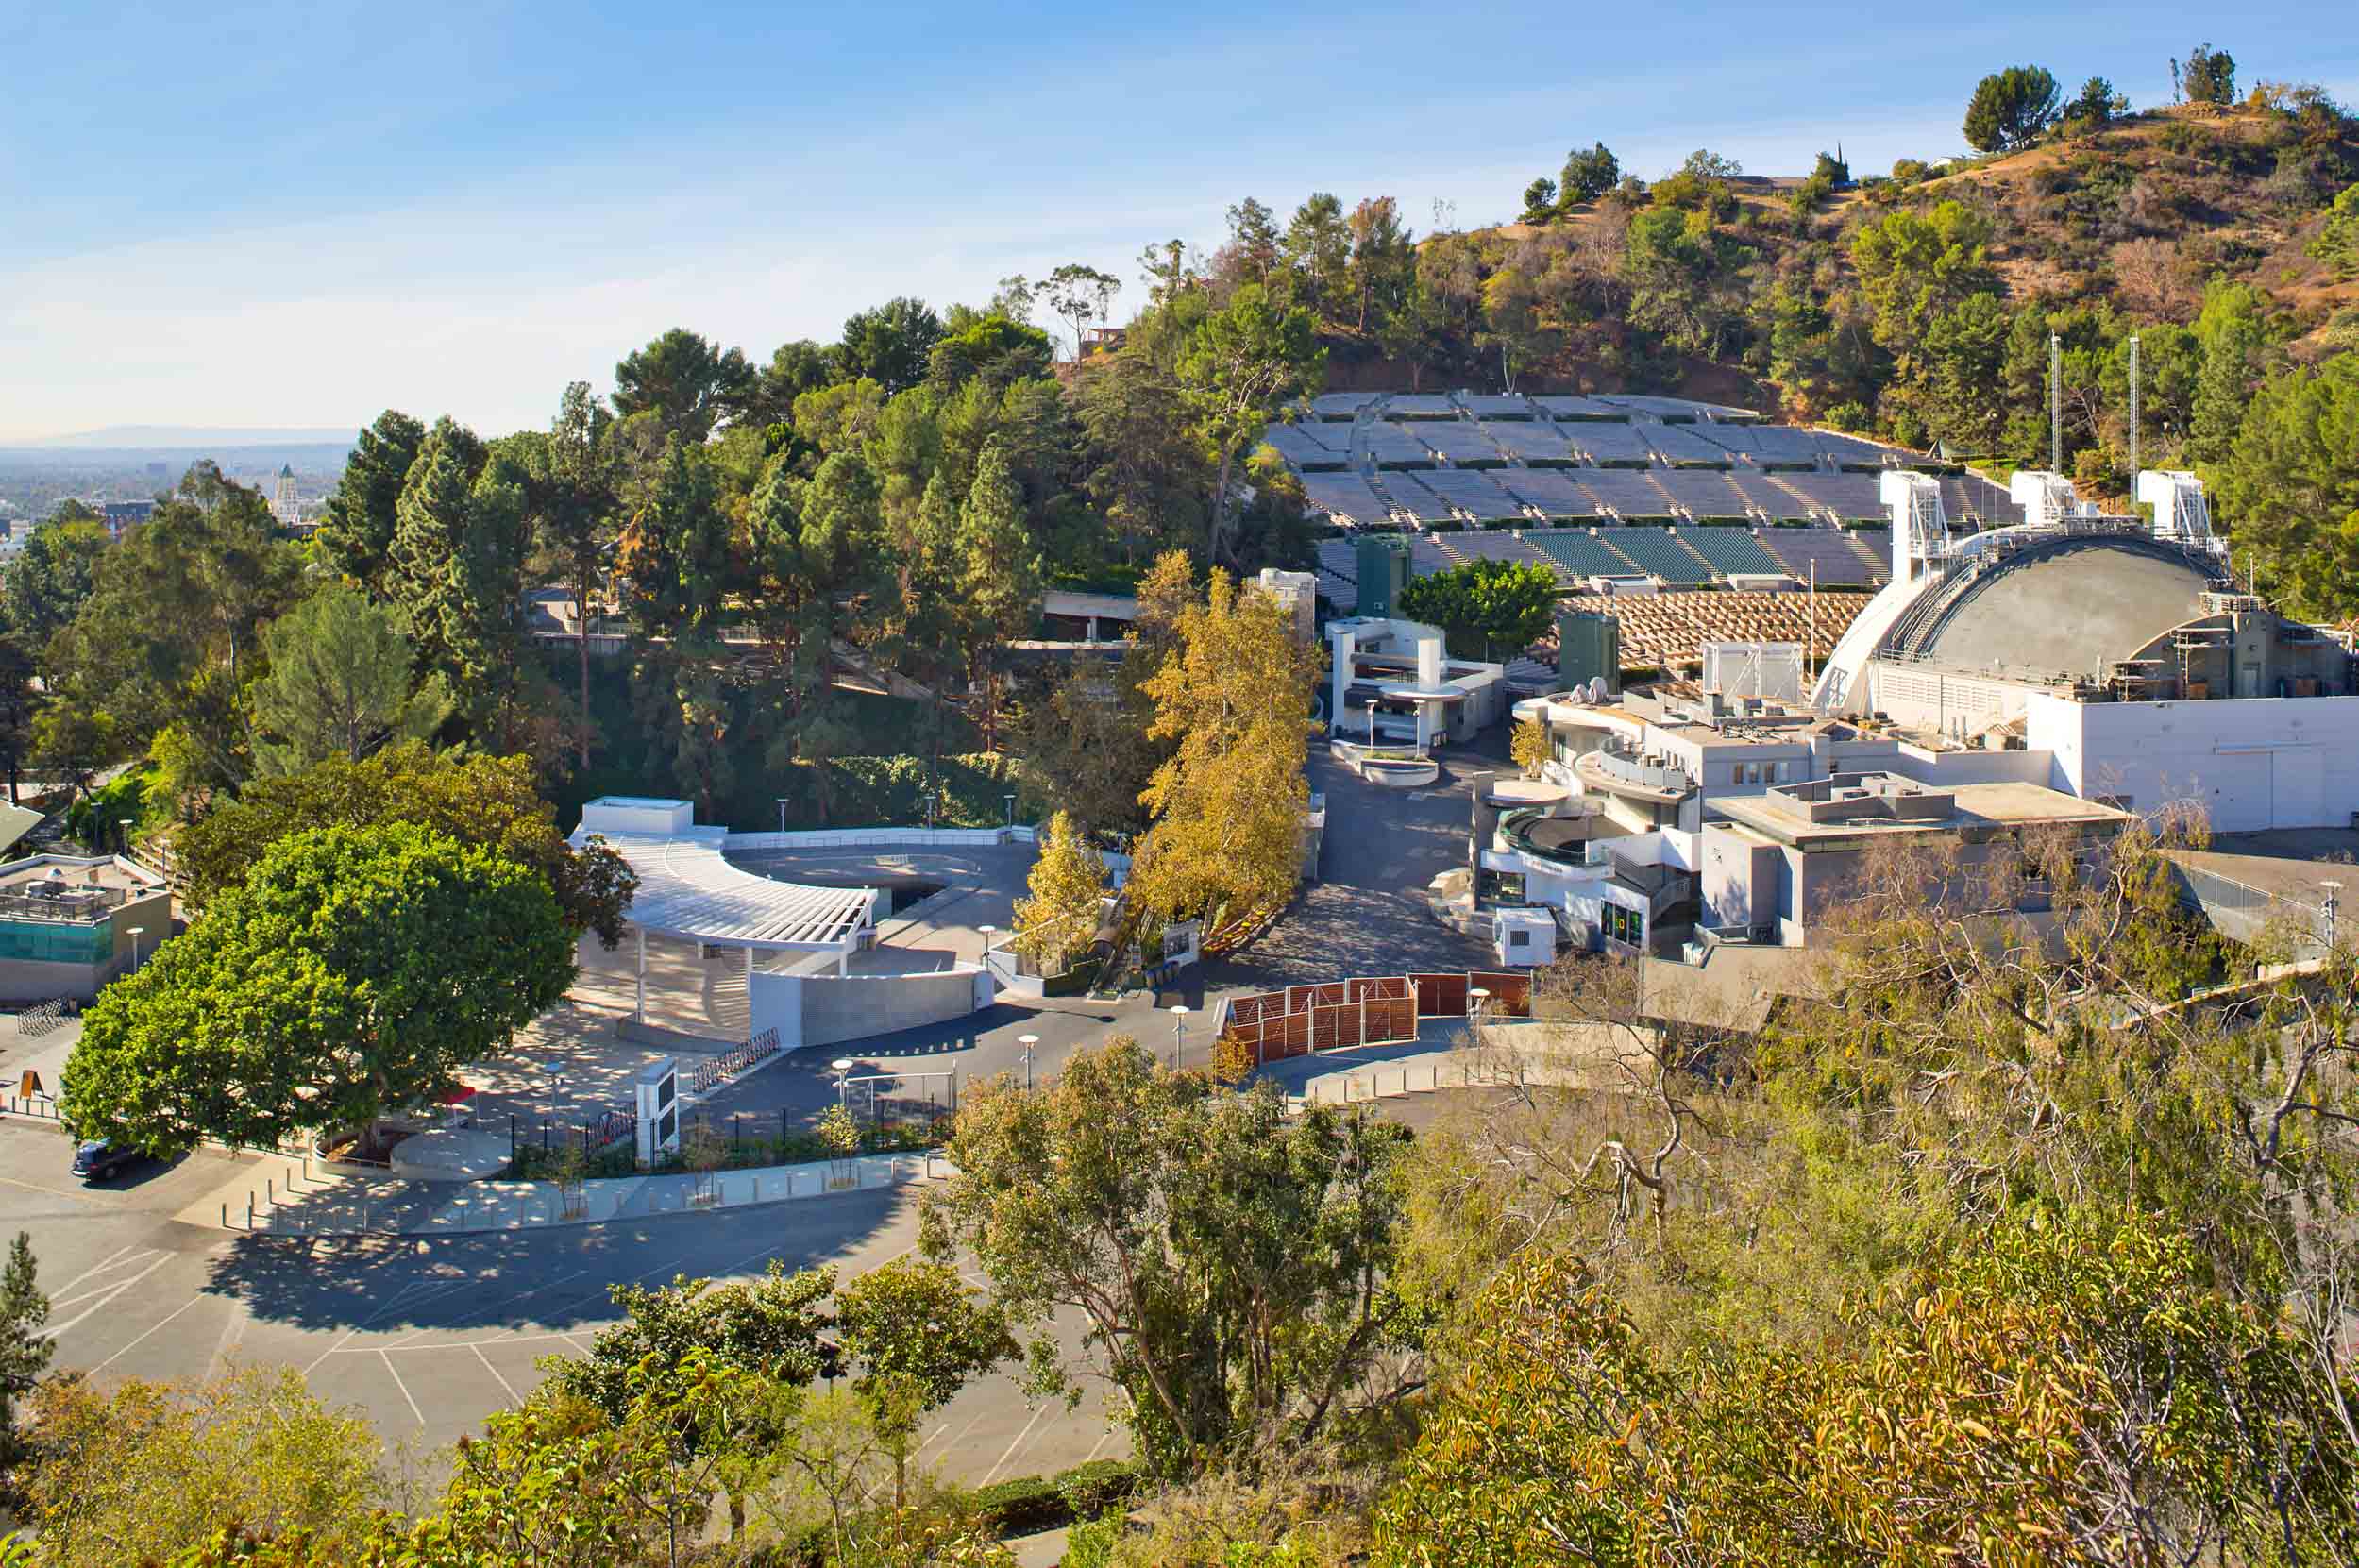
[981,1399,1053,1486]
[47,1243,139,1296]
[49,1250,163,1310]
[379,1351,425,1426]
[470,1343,522,1408]
[45,1256,171,1340]
[382,1267,594,1346]
[90,1295,207,1373]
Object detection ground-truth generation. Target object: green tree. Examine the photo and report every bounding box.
[0,1233,49,1489]
[2208,350,2359,615]
[1559,142,1620,204]
[530,380,619,772]
[1011,809,1108,971]
[611,328,755,443]
[248,585,449,775]
[61,821,575,1154]
[2190,275,2275,464]
[21,1365,386,1568]
[2182,42,2235,106]
[1963,64,2062,151]
[1043,264,1121,362]
[1848,200,1998,359]
[1519,177,1559,224]
[175,740,633,943]
[922,1037,1417,1477]
[2308,182,2359,279]
[834,1257,1017,1509]
[2063,74,2128,126]
[2,513,111,651]
[1344,196,1415,335]
[1173,283,1323,566]
[1397,557,1559,662]
[1278,193,1351,321]
[314,410,425,593]
[385,416,532,734]
[953,441,1041,752]
[837,297,945,396]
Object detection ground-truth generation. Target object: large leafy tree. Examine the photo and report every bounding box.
[952,440,1040,751]
[2,512,111,652]
[1397,557,1560,662]
[529,381,619,772]
[385,417,532,722]
[1010,809,1107,970]
[610,328,755,443]
[314,410,425,593]
[0,1232,49,1489]
[835,297,944,396]
[1173,282,1323,566]
[1559,142,1620,205]
[248,585,449,776]
[2209,349,2359,617]
[1042,263,1120,362]
[922,1037,1414,1478]
[174,740,634,944]
[1963,63,2062,151]
[833,1258,1015,1510]
[62,821,575,1154]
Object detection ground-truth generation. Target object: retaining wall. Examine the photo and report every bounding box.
[750,964,995,1050]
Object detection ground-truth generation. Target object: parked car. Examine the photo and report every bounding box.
[71,1138,143,1182]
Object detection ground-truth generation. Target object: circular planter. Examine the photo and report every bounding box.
[1362,756,1440,787]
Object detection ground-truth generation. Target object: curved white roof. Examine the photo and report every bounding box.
[590,831,875,952]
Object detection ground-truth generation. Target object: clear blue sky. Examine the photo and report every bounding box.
[2,1,2351,441]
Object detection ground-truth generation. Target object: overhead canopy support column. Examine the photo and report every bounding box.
[744,945,756,1041]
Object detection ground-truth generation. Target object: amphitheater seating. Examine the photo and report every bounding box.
[1771,471,1887,519]
[1643,426,1734,464]
[1814,432,1898,465]
[1383,480,1456,528]
[1496,469,1605,516]
[1674,527,1786,577]
[1558,589,1876,672]
[1405,534,1458,577]
[1265,424,1339,467]
[1526,530,1643,581]
[1407,421,1506,464]
[1599,527,1714,585]
[1415,468,1526,521]
[1311,393,1368,419]
[1760,528,1886,586]
[1531,395,1629,419]
[1481,421,1577,463]
[1939,473,2014,528]
[1564,424,1656,464]
[1574,469,1677,515]
[1724,471,1813,518]
[1651,470,1750,516]
[1445,531,1551,567]
[1385,394,1458,417]
[1301,473,1392,525]
[1363,426,1433,467]
[1455,395,1533,418]
[1847,529,1894,571]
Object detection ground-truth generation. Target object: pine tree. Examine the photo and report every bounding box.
[954,442,1040,753]
[0,1231,52,1484]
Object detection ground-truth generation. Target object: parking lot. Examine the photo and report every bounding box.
[0,1120,1121,1488]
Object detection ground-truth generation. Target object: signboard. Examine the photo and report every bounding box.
[1161,919,1202,969]
[17,1069,42,1099]
[632,1057,680,1168]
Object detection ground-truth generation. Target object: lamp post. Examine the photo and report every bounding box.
[1366,700,1377,746]
[831,1058,855,1110]
[1019,1033,1039,1092]
[1467,986,1490,1046]
[775,798,789,835]
[1169,1003,1190,1071]
[126,925,144,971]
[116,817,133,856]
[1003,793,1017,828]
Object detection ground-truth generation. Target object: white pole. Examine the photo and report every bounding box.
[743,946,755,1041]
[634,928,647,1023]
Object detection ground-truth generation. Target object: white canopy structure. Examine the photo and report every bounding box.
[573,798,881,1029]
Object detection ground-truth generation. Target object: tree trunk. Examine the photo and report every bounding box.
[578,564,593,772]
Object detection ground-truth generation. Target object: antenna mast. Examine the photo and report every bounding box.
[2127,334,2141,482]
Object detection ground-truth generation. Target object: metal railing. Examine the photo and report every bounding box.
[688,1027,781,1094]
[10,998,77,1037]
[0,886,126,922]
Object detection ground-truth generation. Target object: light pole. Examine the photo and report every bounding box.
[831,1058,855,1111]
[1019,1033,1039,1092]
[540,1058,564,1122]
[1169,1003,1189,1071]
[1467,986,1490,1046]
[116,817,133,856]
[1367,700,1377,746]
[2322,880,2341,953]
[977,923,995,971]
[1003,793,1017,828]
[775,798,789,835]
[126,925,144,971]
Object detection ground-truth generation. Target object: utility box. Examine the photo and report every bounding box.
[1492,907,1558,968]
[1356,535,1411,620]
[1558,609,1621,694]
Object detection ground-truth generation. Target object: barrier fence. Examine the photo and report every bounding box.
[688,1027,781,1094]
[1215,969,1534,1069]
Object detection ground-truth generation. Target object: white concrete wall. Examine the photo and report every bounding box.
[1888,744,2057,787]
[581,798,695,835]
[2028,693,2359,831]
[749,965,995,1050]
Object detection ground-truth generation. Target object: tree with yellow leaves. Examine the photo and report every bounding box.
[1011,810,1107,974]
[1510,715,1551,777]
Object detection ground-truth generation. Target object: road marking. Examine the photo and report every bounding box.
[981,1398,1053,1485]
[44,1256,172,1339]
[48,1249,163,1309]
[206,1295,248,1379]
[379,1350,425,1426]
[383,1267,593,1346]
[300,1277,448,1374]
[90,1295,208,1373]
[46,1243,139,1296]
[0,1172,95,1203]
[470,1342,522,1407]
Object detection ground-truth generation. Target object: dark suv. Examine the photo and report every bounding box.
[71,1138,143,1182]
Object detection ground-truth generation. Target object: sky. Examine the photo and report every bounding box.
[3,1,2354,442]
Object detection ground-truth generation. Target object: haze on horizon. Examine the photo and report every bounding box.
[5,0,2353,444]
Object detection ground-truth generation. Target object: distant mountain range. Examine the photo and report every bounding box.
[1,425,359,450]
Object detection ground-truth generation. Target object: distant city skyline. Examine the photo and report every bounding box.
[4,0,2353,441]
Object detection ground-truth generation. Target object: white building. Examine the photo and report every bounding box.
[1326,616,1507,750]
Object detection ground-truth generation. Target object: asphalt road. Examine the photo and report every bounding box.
[0,1120,1120,1488]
